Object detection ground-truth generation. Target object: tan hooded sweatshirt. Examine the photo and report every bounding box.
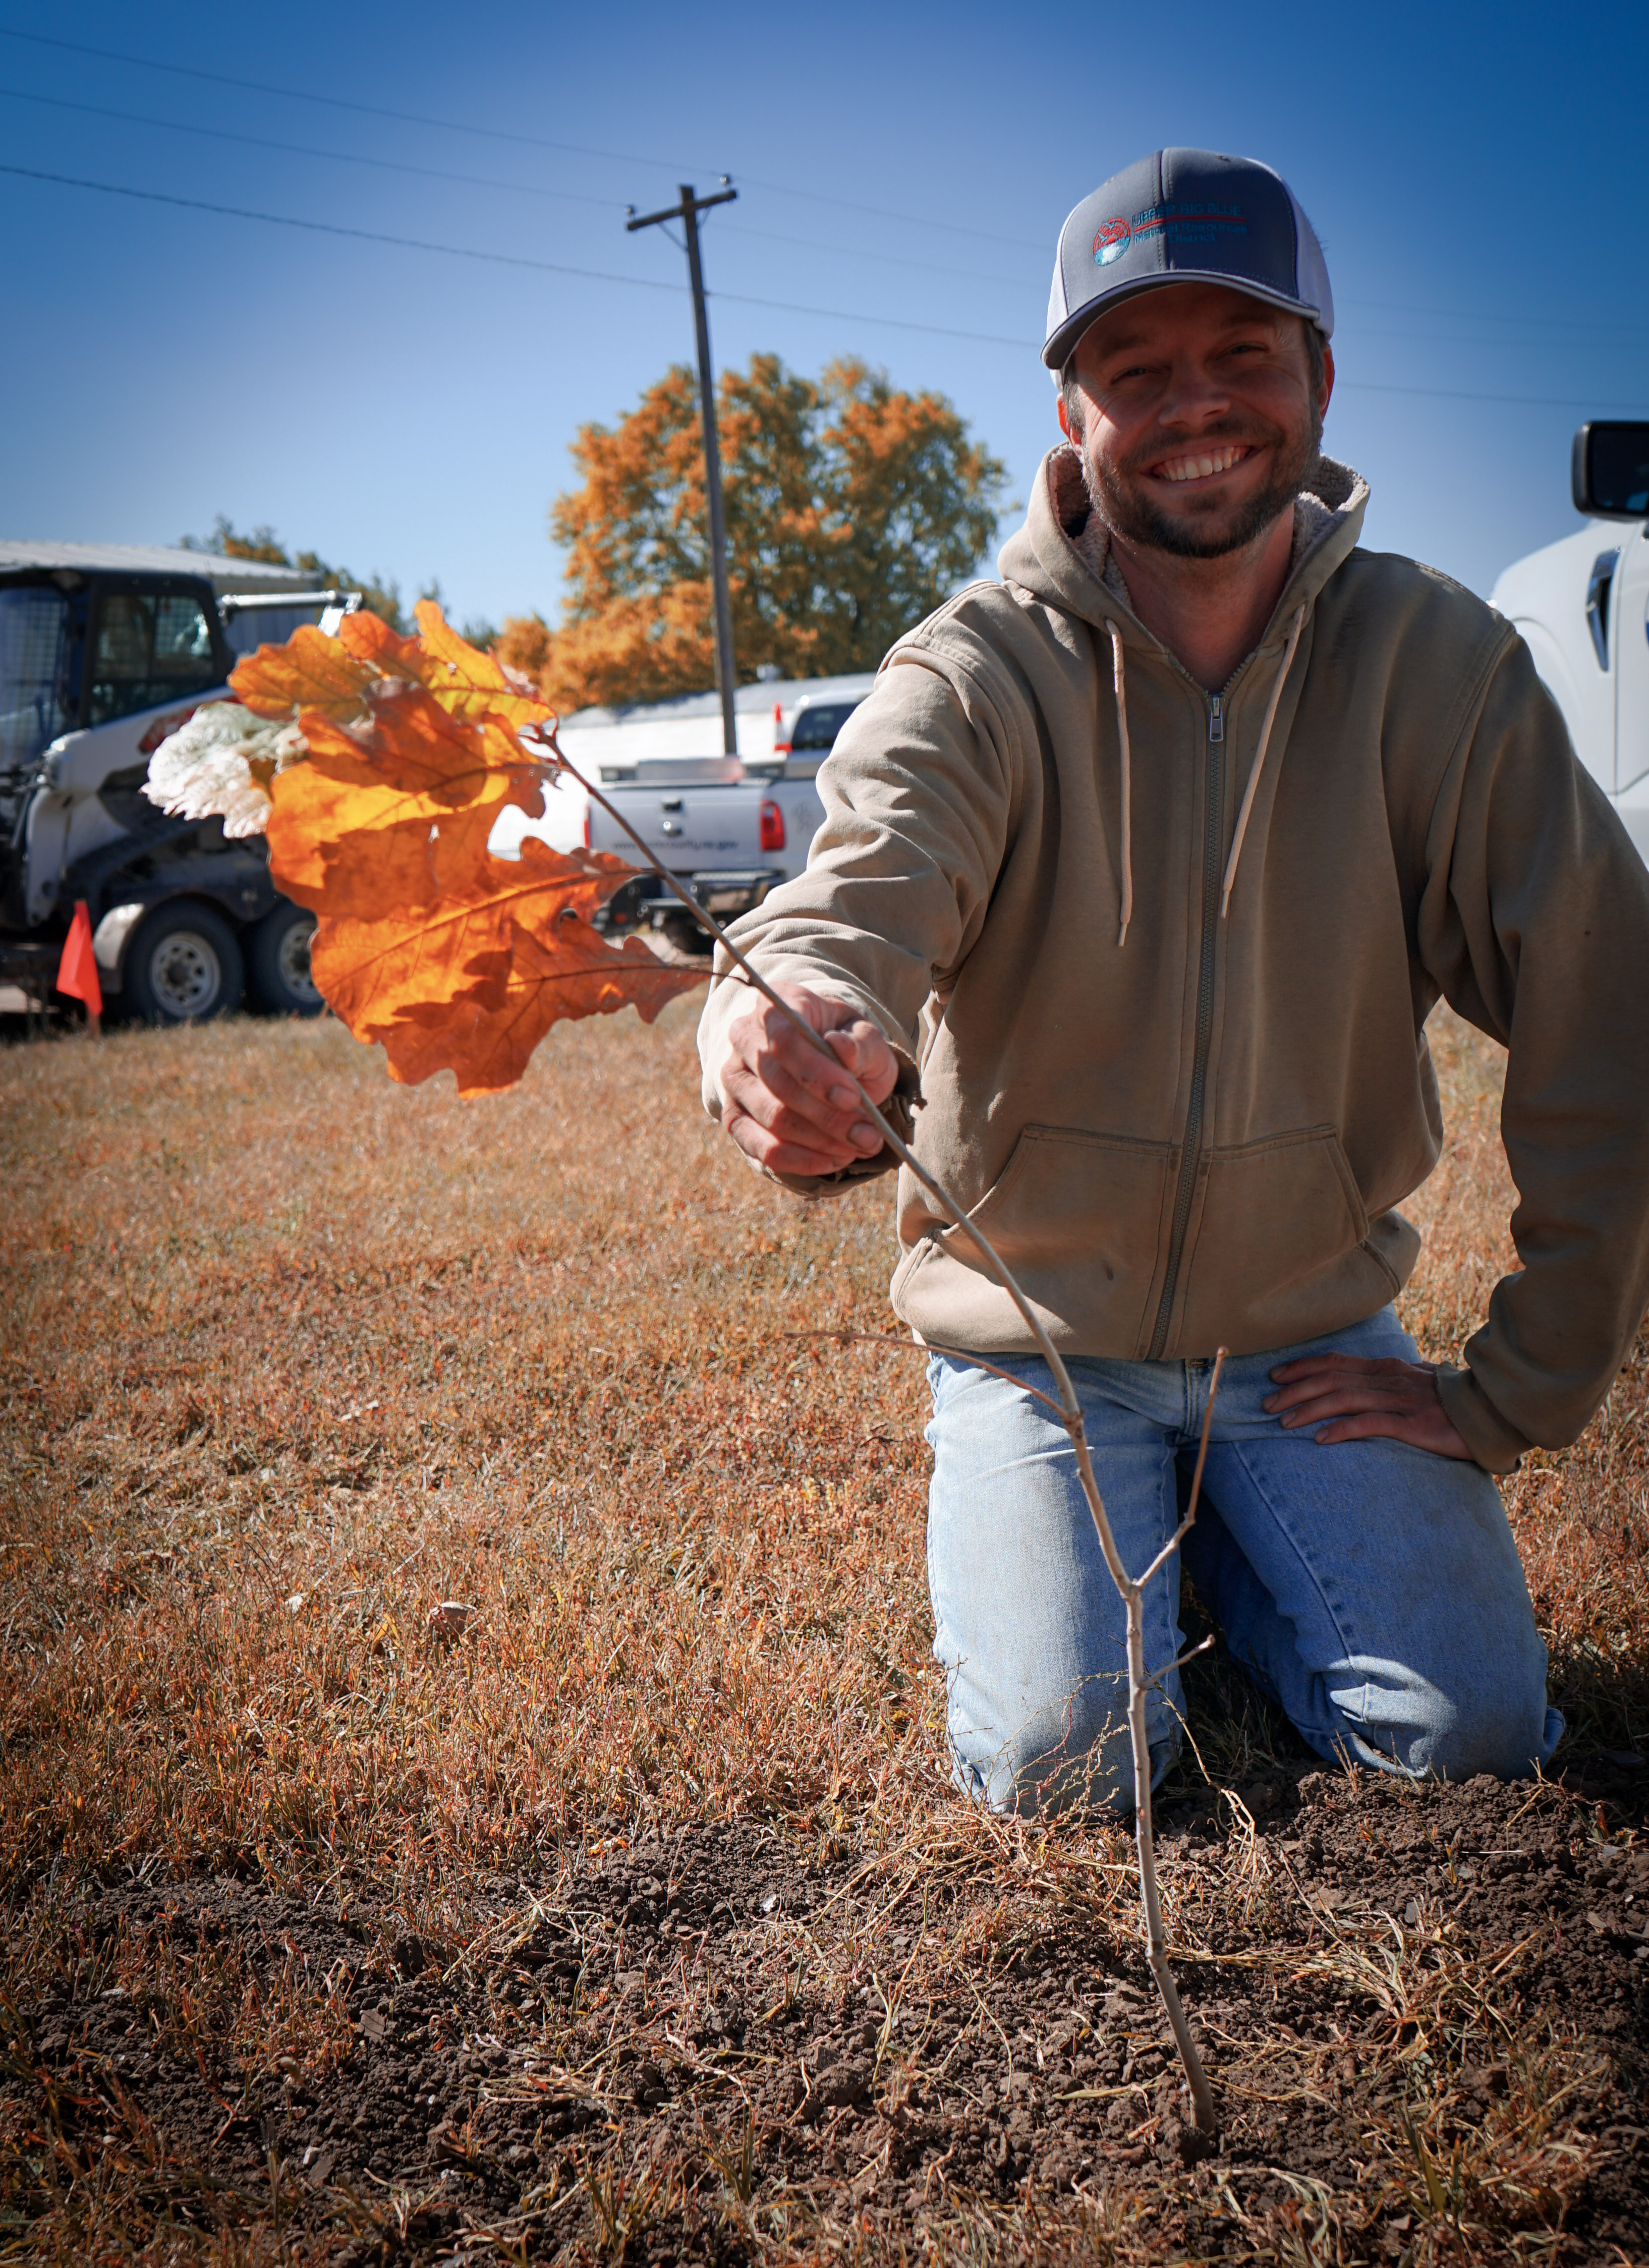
[698,447,1649,1473]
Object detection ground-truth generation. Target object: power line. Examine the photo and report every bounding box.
[13,25,1642,311]
[1334,379,1644,410]
[0,163,1031,344]
[717,214,1031,293]
[0,82,1037,290]
[733,173,1043,252]
[3,163,1642,413]
[0,162,687,295]
[0,84,631,212]
[10,72,1643,339]
[0,23,714,175]
[0,23,1046,252]
[1339,297,1649,344]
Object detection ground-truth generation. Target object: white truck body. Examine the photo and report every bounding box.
[1489,423,1649,861]
[491,671,877,945]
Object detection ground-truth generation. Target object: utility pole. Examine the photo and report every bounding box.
[627,180,740,759]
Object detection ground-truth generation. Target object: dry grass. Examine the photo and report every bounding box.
[0,1001,940,1887]
[1398,1009,1649,1762]
[0,998,1643,2263]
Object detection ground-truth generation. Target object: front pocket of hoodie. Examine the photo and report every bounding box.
[895,1125,1176,1353]
[1174,1124,1392,1355]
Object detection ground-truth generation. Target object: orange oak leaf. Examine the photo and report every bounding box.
[309,838,702,1097]
[231,620,385,726]
[265,706,535,914]
[232,602,707,1093]
[233,600,552,735]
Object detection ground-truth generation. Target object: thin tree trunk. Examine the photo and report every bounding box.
[551,732,1220,2134]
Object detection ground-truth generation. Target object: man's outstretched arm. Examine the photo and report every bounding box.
[699,646,1018,1192]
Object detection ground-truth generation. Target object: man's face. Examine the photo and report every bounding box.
[1059,282,1333,559]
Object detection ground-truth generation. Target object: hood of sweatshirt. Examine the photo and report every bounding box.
[994,446,1371,942]
[999,443,1370,655]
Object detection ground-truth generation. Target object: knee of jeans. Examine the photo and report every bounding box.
[1356,1649,1554,1785]
[1424,1676,1554,1782]
[951,1678,1175,1820]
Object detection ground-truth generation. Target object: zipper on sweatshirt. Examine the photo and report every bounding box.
[1147,690,1226,1361]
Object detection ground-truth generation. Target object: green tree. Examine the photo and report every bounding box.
[498,355,1007,713]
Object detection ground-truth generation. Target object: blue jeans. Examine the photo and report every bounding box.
[925,1307,1563,1817]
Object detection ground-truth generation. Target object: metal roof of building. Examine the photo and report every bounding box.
[0,541,317,592]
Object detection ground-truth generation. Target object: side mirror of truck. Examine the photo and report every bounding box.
[1572,423,1649,520]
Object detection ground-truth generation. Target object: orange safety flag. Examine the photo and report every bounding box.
[55,899,103,1022]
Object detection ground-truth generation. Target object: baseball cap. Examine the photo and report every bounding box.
[1043,148,1334,371]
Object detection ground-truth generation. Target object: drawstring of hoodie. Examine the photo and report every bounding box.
[1104,620,1133,947]
[1222,603,1306,919]
[1105,602,1306,946]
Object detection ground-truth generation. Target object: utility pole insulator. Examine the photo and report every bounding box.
[627,182,740,761]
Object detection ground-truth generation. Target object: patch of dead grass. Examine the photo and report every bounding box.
[0,999,1643,2261]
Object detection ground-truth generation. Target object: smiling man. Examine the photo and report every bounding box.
[696,149,1649,1813]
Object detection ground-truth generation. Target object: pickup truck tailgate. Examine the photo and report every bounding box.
[591,782,767,869]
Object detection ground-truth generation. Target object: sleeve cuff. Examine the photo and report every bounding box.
[1434,1365,1535,1476]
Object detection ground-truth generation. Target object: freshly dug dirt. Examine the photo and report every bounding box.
[5,1765,1643,2263]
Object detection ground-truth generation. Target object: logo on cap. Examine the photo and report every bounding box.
[1093,216,1131,266]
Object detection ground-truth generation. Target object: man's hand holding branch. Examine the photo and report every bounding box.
[720,982,899,1178]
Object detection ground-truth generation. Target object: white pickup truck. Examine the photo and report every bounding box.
[1491,422,1649,859]
[495,672,876,953]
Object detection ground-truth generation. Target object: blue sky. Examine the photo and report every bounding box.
[1,0,1642,637]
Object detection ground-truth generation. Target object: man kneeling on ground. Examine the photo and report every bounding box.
[696,148,1649,1814]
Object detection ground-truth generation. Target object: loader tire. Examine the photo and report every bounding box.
[125,902,244,1025]
[247,900,323,1017]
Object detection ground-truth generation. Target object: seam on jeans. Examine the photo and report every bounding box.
[1225,1438,1363,1672]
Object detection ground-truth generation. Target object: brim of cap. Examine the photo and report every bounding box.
[1042,270,1328,371]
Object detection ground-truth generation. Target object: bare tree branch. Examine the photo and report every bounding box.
[542,728,1221,2135]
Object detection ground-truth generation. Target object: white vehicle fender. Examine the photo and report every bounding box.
[1502,616,1588,768]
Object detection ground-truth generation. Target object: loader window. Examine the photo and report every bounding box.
[0,586,73,774]
[88,590,220,725]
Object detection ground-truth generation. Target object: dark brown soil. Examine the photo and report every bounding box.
[4,1765,1644,2263]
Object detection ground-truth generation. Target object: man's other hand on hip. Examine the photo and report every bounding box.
[720,982,899,1177]
[1264,1352,1474,1460]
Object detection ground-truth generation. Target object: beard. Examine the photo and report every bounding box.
[1082,406,1322,560]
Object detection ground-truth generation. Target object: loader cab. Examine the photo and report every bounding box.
[0,569,233,747]
[0,547,343,1023]
[84,577,230,727]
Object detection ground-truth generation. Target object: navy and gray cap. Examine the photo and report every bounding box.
[1044,148,1333,371]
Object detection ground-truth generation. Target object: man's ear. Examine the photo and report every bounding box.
[1319,344,1335,422]
[1056,393,1074,443]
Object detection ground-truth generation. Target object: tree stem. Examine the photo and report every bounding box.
[544,731,1220,2134]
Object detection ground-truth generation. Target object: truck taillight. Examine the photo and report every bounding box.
[759,798,785,853]
[772,699,789,756]
[582,805,591,849]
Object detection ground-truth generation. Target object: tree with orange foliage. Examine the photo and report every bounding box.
[498,356,1006,714]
